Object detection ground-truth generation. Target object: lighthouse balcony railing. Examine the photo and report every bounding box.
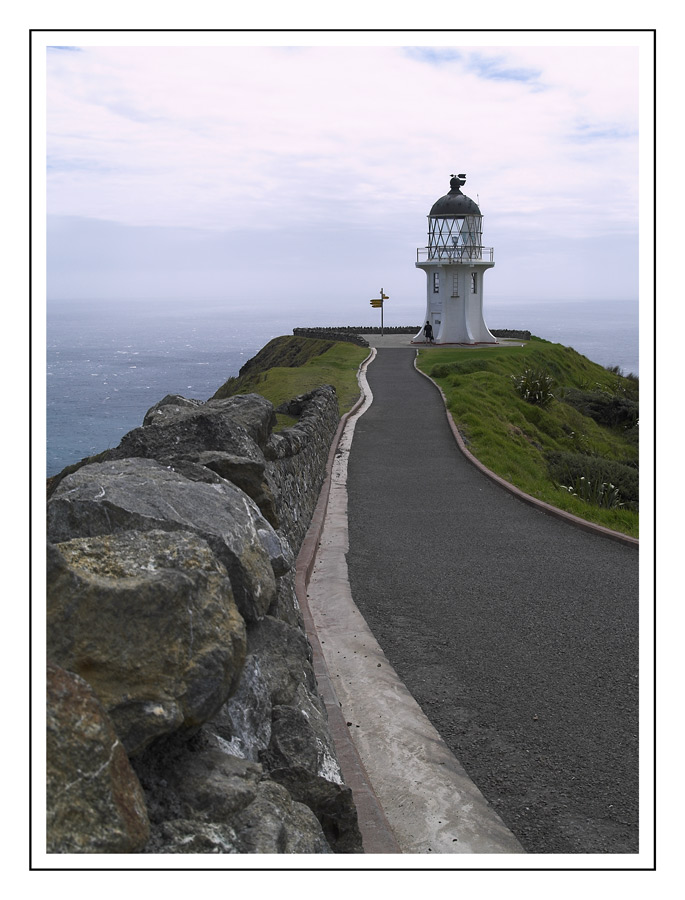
[416,246,494,263]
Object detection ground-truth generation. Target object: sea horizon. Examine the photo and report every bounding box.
[45,296,639,477]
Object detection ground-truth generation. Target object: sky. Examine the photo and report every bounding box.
[40,31,651,325]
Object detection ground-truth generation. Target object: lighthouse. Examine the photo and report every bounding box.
[413,174,497,345]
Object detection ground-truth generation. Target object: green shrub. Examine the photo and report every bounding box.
[605,364,639,399]
[623,424,639,447]
[559,476,624,509]
[511,368,555,407]
[449,359,492,375]
[546,450,638,507]
[431,359,492,380]
[562,388,639,428]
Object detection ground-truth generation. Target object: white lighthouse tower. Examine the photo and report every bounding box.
[413,174,497,345]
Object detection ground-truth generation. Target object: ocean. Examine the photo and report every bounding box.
[45,297,639,478]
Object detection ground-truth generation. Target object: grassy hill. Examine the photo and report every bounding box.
[212,336,370,418]
[416,338,639,538]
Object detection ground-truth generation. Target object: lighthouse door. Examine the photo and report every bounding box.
[430,290,442,326]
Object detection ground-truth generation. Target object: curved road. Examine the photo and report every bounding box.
[345,348,639,854]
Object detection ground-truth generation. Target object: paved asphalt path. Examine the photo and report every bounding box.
[345,349,639,854]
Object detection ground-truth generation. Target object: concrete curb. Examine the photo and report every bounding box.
[294,351,402,854]
[413,354,639,549]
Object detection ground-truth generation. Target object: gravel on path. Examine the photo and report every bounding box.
[345,348,639,854]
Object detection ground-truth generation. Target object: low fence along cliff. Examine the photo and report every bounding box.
[46,386,362,854]
[292,326,532,344]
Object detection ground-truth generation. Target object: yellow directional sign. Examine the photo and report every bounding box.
[371,289,387,336]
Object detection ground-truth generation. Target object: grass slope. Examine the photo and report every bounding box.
[212,336,369,417]
[416,338,639,538]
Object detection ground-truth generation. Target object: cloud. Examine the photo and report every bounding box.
[402,47,464,65]
[43,38,644,304]
[462,51,543,83]
[568,123,638,143]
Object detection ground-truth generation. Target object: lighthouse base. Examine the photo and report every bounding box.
[411,337,499,345]
[412,318,498,345]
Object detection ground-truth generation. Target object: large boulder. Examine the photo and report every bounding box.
[142,394,203,427]
[246,615,318,707]
[134,392,275,456]
[206,394,277,450]
[146,781,331,854]
[46,457,281,623]
[133,731,331,854]
[197,451,278,527]
[261,690,362,853]
[234,780,332,853]
[209,654,273,761]
[267,569,305,629]
[103,393,278,526]
[47,529,247,755]
[214,617,363,853]
[46,663,150,853]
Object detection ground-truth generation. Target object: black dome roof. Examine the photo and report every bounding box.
[429,175,482,217]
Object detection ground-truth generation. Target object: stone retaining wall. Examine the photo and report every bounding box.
[267,390,342,552]
[46,387,362,855]
[292,328,371,345]
[292,326,532,342]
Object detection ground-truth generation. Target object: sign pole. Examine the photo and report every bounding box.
[369,289,388,336]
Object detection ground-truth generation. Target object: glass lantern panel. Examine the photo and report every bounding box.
[428,216,482,259]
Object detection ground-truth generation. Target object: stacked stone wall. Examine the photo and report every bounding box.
[292,326,532,342]
[45,387,362,855]
[266,389,342,552]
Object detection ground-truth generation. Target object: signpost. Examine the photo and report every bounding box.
[370,289,389,336]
